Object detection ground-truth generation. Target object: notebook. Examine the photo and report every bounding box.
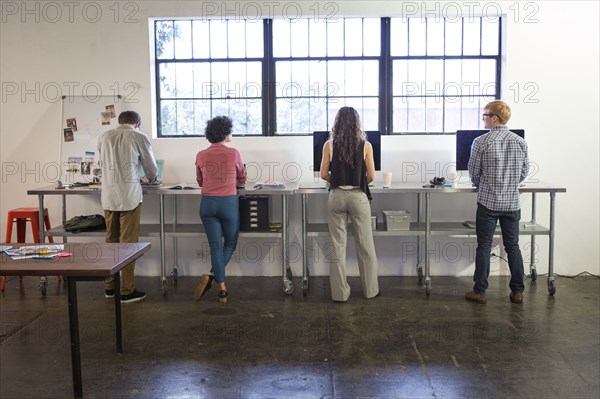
[140,160,164,188]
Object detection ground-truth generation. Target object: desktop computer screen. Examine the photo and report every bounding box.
[455,129,525,171]
[313,131,381,172]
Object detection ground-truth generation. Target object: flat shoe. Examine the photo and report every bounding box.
[218,290,229,303]
[465,290,487,304]
[194,274,214,301]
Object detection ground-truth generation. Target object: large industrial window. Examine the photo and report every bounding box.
[154,16,501,137]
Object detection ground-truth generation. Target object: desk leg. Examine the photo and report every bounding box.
[159,194,167,293]
[172,196,179,282]
[424,193,431,296]
[114,273,122,353]
[282,195,294,294]
[529,193,538,281]
[67,278,83,399]
[417,193,423,284]
[547,192,556,295]
[38,194,45,242]
[302,193,309,297]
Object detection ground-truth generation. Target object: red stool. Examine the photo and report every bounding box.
[3,207,57,291]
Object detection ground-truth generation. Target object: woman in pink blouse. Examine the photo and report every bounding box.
[194,116,247,303]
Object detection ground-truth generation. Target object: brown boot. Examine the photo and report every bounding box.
[510,291,523,304]
[465,290,487,304]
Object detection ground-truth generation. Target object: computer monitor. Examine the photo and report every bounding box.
[313,131,381,172]
[455,130,525,171]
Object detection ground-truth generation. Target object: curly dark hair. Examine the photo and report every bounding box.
[205,116,233,143]
[331,106,366,167]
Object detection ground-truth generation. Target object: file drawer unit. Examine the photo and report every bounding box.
[239,195,269,232]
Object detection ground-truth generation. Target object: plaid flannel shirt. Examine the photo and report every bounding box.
[468,126,529,211]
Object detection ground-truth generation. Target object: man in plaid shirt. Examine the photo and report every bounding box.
[466,100,529,304]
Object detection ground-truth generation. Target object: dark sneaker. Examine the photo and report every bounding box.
[105,289,115,299]
[194,274,215,301]
[121,290,146,303]
[465,290,487,304]
[510,292,523,304]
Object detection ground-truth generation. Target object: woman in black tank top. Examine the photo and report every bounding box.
[319,107,380,302]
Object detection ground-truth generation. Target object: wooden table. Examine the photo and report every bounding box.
[0,242,151,398]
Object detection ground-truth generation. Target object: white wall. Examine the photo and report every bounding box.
[1,1,598,278]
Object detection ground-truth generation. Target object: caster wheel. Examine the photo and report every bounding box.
[283,280,294,295]
[548,279,556,296]
[425,280,431,296]
[302,280,308,297]
[39,277,48,296]
[172,268,178,282]
[531,268,537,281]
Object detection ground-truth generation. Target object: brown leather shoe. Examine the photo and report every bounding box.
[194,274,214,301]
[510,291,523,303]
[465,291,487,304]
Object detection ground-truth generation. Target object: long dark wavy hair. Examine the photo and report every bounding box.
[330,106,366,167]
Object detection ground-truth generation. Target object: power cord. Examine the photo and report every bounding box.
[491,253,600,279]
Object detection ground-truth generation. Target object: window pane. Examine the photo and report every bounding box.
[175,63,194,98]
[160,100,177,134]
[174,21,192,59]
[462,59,480,93]
[359,97,379,131]
[363,18,380,56]
[425,60,444,96]
[211,62,228,97]
[480,59,497,99]
[407,97,425,132]
[345,61,364,96]
[210,21,227,58]
[328,61,345,96]
[426,19,444,56]
[193,63,210,98]
[192,21,209,58]
[481,19,499,55]
[275,61,291,98]
[228,21,246,58]
[362,61,379,96]
[408,60,426,91]
[392,60,408,95]
[159,63,176,97]
[326,19,344,56]
[176,100,194,135]
[393,97,409,132]
[276,98,292,133]
[425,97,443,131]
[445,19,462,55]
[309,20,327,57]
[390,18,408,56]
[344,19,363,56]
[246,62,262,97]
[156,21,174,59]
[463,18,481,55]
[193,100,211,134]
[272,20,290,57]
[461,98,482,130]
[408,19,426,56]
[444,98,462,132]
[290,19,309,57]
[246,21,263,57]
[309,60,327,98]
[291,61,310,96]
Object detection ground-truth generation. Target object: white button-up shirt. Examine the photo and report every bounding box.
[98,124,157,211]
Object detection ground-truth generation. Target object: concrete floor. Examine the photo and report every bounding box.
[1,275,598,399]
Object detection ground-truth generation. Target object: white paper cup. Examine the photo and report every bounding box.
[383,172,392,188]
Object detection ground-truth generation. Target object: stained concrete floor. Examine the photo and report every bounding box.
[1,274,598,399]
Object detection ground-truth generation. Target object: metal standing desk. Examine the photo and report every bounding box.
[299,182,566,296]
[0,242,151,399]
[27,185,296,295]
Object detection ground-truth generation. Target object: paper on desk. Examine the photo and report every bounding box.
[4,244,65,258]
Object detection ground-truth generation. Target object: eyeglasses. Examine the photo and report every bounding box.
[482,113,496,119]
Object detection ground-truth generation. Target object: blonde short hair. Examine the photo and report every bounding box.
[484,100,511,125]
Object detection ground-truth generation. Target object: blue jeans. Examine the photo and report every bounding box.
[474,204,525,293]
[199,195,239,284]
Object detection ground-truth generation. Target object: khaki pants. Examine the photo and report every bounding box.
[103,203,142,294]
[327,189,379,301]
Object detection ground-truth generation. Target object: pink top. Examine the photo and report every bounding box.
[195,142,247,196]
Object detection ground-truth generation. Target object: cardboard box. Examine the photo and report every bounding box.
[382,210,411,230]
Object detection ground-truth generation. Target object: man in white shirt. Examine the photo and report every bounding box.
[98,111,157,303]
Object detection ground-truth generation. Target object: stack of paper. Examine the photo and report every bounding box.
[253,181,286,189]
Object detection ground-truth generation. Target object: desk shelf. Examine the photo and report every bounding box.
[46,224,283,239]
[305,222,550,238]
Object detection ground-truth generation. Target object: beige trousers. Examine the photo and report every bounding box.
[103,203,142,294]
[327,189,379,301]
